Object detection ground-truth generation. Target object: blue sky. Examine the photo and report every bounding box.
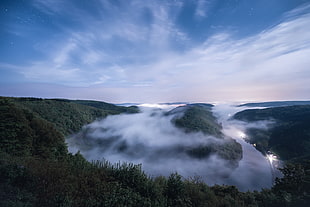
[1,0,310,103]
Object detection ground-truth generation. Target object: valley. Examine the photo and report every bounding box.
[1,97,309,206]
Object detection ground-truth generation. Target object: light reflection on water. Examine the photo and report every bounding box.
[213,104,282,191]
[266,152,283,183]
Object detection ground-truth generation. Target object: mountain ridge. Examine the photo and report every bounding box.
[238,101,310,108]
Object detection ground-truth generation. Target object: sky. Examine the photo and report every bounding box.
[1,0,310,103]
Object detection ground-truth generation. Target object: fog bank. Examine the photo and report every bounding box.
[67,104,278,191]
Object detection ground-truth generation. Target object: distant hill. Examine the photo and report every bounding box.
[159,102,190,106]
[67,99,138,113]
[5,97,138,135]
[168,104,242,166]
[238,101,310,108]
[168,103,219,136]
[233,105,310,161]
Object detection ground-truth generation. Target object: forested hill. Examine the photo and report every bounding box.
[238,101,310,108]
[2,97,138,135]
[0,97,138,158]
[168,104,243,165]
[1,97,309,206]
[169,103,222,137]
[0,97,68,159]
[233,105,310,161]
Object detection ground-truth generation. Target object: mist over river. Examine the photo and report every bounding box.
[67,103,281,191]
[212,104,275,191]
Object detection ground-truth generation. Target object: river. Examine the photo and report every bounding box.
[213,104,282,191]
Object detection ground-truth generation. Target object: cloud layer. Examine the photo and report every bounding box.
[67,107,233,180]
[1,1,310,102]
[67,105,276,191]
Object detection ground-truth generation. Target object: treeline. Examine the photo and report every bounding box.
[233,105,310,161]
[11,97,139,135]
[172,104,223,137]
[0,97,309,206]
[172,105,242,167]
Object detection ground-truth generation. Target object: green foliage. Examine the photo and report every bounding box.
[172,105,242,165]
[0,99,34,156]
[186,139,242,167]
[244,128,270,155]
[272,162,310,206]
[165,173,185,199]
[0,152,36,206]
[183,178,217,207]
[174,106,223,137]
[1,97,310,206]
[68,99,139,114]
[0,98,67,159]
[238,101,310,108]
[215,139,243,162]
[234,105,310,161]
[11,97,138,135]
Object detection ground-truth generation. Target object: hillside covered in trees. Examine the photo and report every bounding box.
[169,104,242,166]
[0,97,309,206]
[233,105,310,161]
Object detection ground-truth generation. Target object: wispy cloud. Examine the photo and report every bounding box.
[9,0,188,86]
[130,11,310,102]
[1,1,310,102]
[195,0,211,18]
